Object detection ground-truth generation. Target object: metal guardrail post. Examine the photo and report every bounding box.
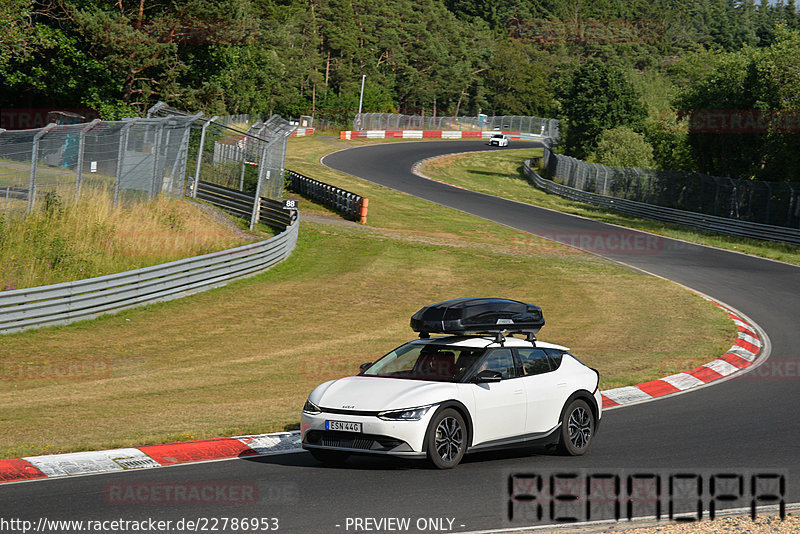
[192,115,218,198]
[27,123,56,213]
[114,120,136,206]
[74,119,101,202]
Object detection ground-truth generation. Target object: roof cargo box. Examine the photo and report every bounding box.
[410,298,544,336]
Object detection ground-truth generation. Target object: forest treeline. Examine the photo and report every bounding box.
[2,0,800,182]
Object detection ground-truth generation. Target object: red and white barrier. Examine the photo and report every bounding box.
[340,130,525,140]
[291,128,315,137]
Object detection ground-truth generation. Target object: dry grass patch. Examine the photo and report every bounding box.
[0,187,253,290]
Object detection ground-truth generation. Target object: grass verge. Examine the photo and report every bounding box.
[0,187,256,290]
[0,137,734,458]
[417,147,800,266]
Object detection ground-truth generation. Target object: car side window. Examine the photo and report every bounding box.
[544,348,564,370]
[478,348,516,379]
[517,348,552,375]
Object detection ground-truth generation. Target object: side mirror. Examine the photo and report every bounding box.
[473,369,502,383]
[359,362,373,373]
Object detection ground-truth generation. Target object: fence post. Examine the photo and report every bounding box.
[238,136,248,191]
[27,123,56,213]
[192,115,218,198]
[171,113,202,196]
[279,129,294,199]
[114,120,136,206]
[250,142,270,230]
[150,121,165,199]
[0,130,4,212]
[74,119,101,202]
[787,184,797,228]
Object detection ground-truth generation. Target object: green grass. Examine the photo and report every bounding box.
[417,147,800,266]
[0,136,736,458]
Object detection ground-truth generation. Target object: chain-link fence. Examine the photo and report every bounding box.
[150,103,295,204]
[354,113,560,142]
[1,104,295,229]
[0,114,199,215]
[541,147,800,229]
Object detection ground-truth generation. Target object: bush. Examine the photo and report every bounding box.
[589,126,655,168]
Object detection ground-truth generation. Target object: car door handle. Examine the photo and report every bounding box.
[557,383,567,388]
[514,389,524,395]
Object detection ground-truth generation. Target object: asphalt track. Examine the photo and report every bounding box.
[2,140,799,533]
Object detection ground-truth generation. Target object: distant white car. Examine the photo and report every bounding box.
[301,298,602,469]
[489,134,509,147]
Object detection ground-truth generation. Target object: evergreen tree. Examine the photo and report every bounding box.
[561,59,648,159]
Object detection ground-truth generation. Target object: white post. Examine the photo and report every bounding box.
[75,119,101,202]
[27,123,56,213]
[250,141,270,231]
[356,74,366,130]
[192,115,217,198]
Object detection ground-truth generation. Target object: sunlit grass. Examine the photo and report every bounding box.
[417,148,800,266]
[0,136,736,457]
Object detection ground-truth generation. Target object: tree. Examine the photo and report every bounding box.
[483,41,555,116]
[0,0,34,71]
[560,59,647,159]
[589,126,655,168]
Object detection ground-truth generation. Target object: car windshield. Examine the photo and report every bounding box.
[362,342,485,382]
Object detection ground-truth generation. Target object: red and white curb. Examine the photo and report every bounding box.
[0,432,301,484]
[601,300,763,409]
[0,300,763,484]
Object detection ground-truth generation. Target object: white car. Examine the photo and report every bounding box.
[301,298,602,468]
[489,133,509,147]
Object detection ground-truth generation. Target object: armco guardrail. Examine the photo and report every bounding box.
[196,181,296,229]
[524,160,800,246]
[0,218,299,334]
[286,170,367,222]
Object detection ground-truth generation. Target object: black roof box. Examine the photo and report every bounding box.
[410,298,544,336]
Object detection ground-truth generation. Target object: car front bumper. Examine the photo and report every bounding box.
[300,410,433,458]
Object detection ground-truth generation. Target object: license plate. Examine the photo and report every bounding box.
[326,420,362,432]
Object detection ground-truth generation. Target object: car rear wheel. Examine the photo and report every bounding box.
[309,449,350,466]
[557,399,595,456]
[425,408,466,469]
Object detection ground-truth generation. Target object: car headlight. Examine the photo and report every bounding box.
[377,404,435,421]
[303,399,322,415]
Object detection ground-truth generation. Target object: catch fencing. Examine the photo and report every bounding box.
[148,104,296,211]
[0,114,199,214]
[528,158,800,246]
[0,104,297,229]
[541,148,800,231]
[354,113,560,144]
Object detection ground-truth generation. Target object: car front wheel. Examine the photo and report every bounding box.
[557,399,595,455]
[425,408,466,469]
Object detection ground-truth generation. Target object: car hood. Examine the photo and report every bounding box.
[310,376,459,412]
